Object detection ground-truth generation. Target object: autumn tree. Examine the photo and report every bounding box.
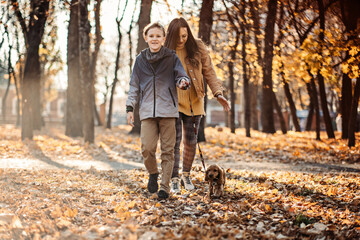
[316,0,335,139]
[261,0,277,133]
[66,0,83,137]
[91,0,103,126]
[79,0,94,143]
[10,0,50,140]
[334,0,360,146]
[107,0,128,129]
[197,0,214,142]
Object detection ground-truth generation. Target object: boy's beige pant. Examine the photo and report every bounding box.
[141,117,176,193]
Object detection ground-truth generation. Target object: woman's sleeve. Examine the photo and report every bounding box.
[173,55,190,87]
[198,40,223,97]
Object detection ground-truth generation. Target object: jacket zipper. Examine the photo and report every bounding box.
[168,88,176,107]
[153,75,156,117]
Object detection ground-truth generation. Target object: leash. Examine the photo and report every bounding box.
[189,97,207,171]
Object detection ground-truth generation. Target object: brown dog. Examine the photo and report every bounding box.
[205,164,226,198]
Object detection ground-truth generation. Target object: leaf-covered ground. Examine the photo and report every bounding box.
[0,124,359,239]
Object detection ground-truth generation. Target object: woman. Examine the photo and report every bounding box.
[164,17,230,193]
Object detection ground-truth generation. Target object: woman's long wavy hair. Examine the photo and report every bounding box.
[164,17,199,67]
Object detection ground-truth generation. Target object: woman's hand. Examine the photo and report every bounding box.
[216,95,231,112]
[127,112,134,127]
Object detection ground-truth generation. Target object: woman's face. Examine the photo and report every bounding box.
[177,27,188,48]
[145,27,165,52]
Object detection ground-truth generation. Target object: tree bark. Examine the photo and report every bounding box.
[281,72,301,132]
[107,0,129,129]
[348,78,360,147]
[197,0,214,142]
[11,0,49,140]
[66,0,83,137]
[340,56,352,139]
[305,82,314,131]
[228,53,236,133]
[250,83,259,130]
[261,0,277,133]
[91,0,103,126]
[136,0,152,54]
[249,0,261,131]
[107,23,121,129]
[239,1,250,137]
[317,0,335,139]
[2,28,12,122]
[79,0,94,143]
[311,77,321,140]
[272,92,287,134]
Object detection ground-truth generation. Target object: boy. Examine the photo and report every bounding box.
[126,22,190,199]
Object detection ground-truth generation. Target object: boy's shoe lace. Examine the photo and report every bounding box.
[181,172,195,190]
[147,173,159,193]
[170,177,181,194]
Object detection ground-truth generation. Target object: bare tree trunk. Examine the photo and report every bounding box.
[281,72,301,132]
[305,82,314,131]
[228,54,236,133]
[79,0,94,143]
[11,0,49,140]
[317,0,335,139]
[223,0,240,134]
[348,78,360,147]
[339,0,359,139]
[91,0,103,126]
[127,0,138,76]
[136,0,152,54]
[197,0,214,142]
[66,0,83,137]
[311,78,321,140]
[2,27,12,121]
[107,0,128,129]
[272,92,287,134]
[15,28,21,126]
[341,62,352,139]
[249,0,261,131]
[250,83,259,130]
[239,1,250,137]
[261,0,277,133]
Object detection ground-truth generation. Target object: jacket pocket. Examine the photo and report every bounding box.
[168,88,176,107]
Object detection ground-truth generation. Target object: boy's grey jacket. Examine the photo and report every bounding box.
[126,47,190,121]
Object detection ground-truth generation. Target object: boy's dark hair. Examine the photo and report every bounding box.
[164,17,199,67]
[143,22,165,39]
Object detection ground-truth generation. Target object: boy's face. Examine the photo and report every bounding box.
[145,28,165,53]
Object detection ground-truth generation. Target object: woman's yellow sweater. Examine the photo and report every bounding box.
[176,46,205,116]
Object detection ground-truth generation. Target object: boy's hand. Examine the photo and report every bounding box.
[179,79,190,90]
[127,112,134,127]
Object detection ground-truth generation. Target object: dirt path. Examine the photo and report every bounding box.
[1,124,359,174]
[1,156,359,174]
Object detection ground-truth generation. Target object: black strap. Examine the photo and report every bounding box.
[189,97,206,171]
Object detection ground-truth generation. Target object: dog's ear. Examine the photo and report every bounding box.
[205,168,209,181]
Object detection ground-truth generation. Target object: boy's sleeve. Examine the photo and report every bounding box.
[173,55,190,89]
[126,60,140,111]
